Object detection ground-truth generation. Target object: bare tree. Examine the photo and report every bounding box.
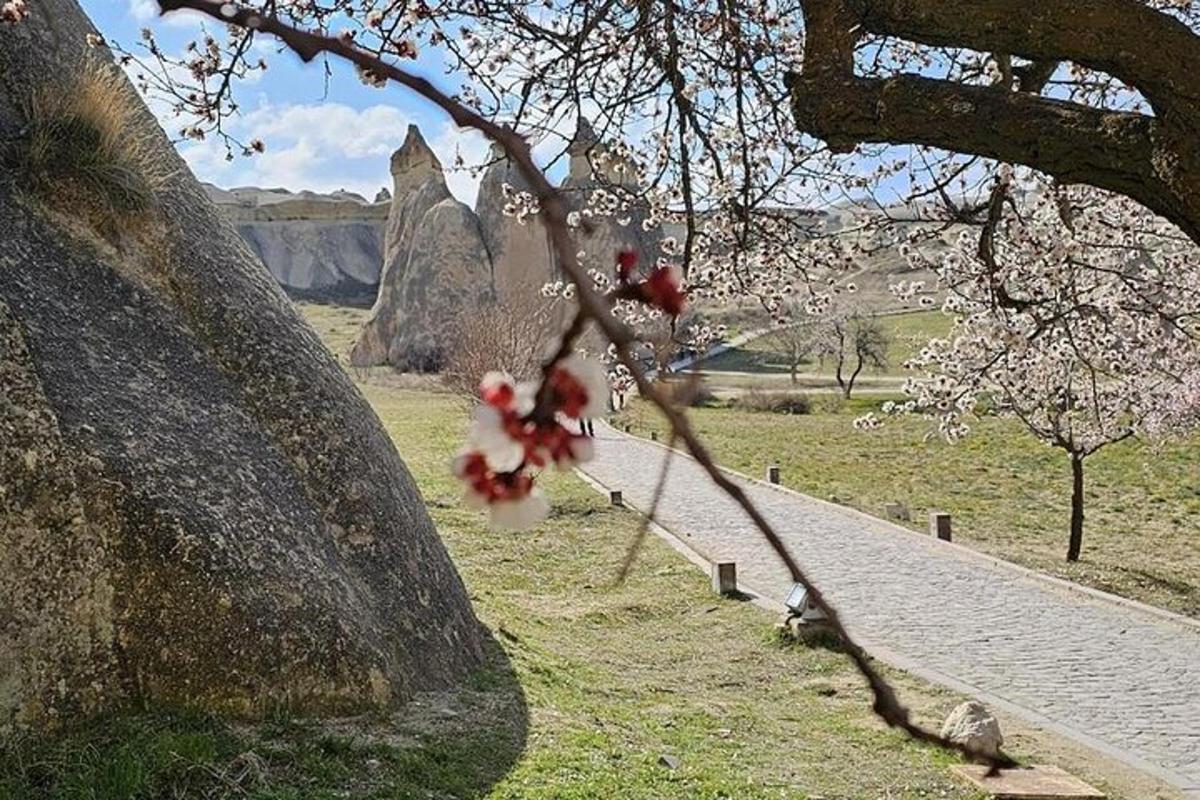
[443,290,563,401]
[770,303,817,385]
[814,310,890,399]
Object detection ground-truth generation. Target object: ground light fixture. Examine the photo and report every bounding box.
[784,582,829,624]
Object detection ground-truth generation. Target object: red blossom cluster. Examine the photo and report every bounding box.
[1,0,29,24]
[455,250,687,530]
[616,248,686,317]
[452,357,607,530]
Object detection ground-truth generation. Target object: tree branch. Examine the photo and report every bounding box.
[848,0,1200,116]
[789,0,1200,245]
[155,0,1013,770]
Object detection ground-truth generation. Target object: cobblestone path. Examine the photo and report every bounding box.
[580,424,1200,795]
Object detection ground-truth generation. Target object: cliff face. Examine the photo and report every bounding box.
[0,0,484,729]
[205,185,388,302]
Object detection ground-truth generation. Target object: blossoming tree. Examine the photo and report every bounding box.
[895,174,1200,561]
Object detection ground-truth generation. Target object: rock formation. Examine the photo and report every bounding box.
[560,117,661,276]
[475,143,556,304]
[206,184,388,302]
[0,0,483,729]
[349,117,665,370]
[350,126,455,368]
[386,198,495,370]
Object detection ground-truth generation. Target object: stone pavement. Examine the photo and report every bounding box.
[579,423,1200,796]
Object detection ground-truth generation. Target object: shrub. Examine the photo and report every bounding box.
[657,376,719,408]
[13,62,159,232]
[733,387,812,415]
[443,292,562,400]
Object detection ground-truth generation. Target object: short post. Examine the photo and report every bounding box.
[650,431,658,441]
[711,562,737,596]
[623,423,631,433]
[767,465,781,484]
[930,511,952,542]
[610,490,623,507]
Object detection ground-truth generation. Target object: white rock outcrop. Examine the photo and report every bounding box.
[205,185,387,299]
[941,700,1004,758]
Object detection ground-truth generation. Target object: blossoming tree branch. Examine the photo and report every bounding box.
[85,0,1022,766]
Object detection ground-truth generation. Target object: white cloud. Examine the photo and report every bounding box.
[128,0,205,27]
[177,102,490,204]
[127,0,156,21]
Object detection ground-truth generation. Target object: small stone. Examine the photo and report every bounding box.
[941,700,1003,758]
[658,754,681,770]
[365,757,382,772]
[884,502,911,522]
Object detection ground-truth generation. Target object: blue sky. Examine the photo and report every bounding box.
[81,1,490,203]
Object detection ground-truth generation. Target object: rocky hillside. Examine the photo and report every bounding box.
[205,184,388,303]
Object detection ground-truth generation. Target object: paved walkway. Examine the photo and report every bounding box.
[580,424,1200,796]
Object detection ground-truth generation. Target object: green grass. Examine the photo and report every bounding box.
[4,301,1162,798]
[615,396,1200,618]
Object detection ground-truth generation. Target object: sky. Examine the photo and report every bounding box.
[81,1,491,204]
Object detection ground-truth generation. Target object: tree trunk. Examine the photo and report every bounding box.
[845,354,865,399]
[1068,452,1085,562]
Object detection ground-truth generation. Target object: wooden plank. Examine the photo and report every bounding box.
[952,765,1104,799]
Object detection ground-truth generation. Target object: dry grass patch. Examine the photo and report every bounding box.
[12,62,161,234]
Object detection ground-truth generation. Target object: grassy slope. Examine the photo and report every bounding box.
[616,396,1200,618]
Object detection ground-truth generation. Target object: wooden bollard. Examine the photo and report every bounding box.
[767,465,780,484]
[711,562,737,596]
[610,490,623,507]
[650,431,658,441]
[930,511,952,542]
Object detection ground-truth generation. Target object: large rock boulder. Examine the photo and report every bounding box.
[386,199,495,370]
[0,0,484,729]
[476,143,556,303]
[206,185,388,302]
[351,126,455,367]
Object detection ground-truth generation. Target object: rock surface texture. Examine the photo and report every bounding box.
[206,185,388,302]
[0,0,483,730]
[387,198,495,370]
